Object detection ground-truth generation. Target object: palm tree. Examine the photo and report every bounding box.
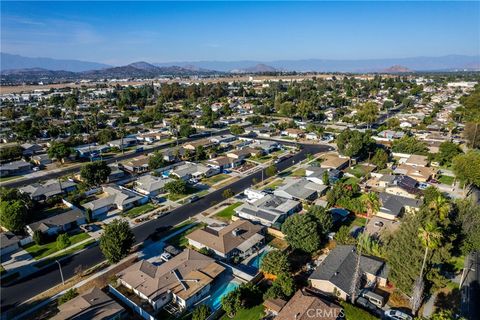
[429,195,451,221]
[412,222,442,314]
[350,192,380,303]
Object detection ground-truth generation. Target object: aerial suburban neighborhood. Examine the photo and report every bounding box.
[1,1,479,320]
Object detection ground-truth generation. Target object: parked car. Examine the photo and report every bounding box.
[429,178,439,184]
[384,309,413,320]
[356,297,382,317]
[418,182,429,190]
[160,252,172,262]
[32,166,41,172]
[189,195,200,203]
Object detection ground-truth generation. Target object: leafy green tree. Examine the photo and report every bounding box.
[452,150,480,188]
[229,125,245,135]
[164,179,187,195]
[435,141,462,166]
[58,288,78,305]
[148,152,166,170]
[356,102,379,128]
[322,170,330,185]
[282,214,320,253]
[222,188,234,199]
[0,145,24,162]
[335,226,356,245]
[456,199,480,254]
[463,122,480,149]
[33,229,45,245]
[371,148,389,169]
[336,129,373,158]
[192,304,210,320]
[96,128,117,144]
[56,233,71,250]
[428,195,451,221]
[275,272,295,297]
[99,219,135,263]
[80,161,111,186]
[0,200,28,232]
[260,250,290,276]
[221,288,242,318]
[265,165,277,177]
[48,142,72,163]
[85,208,93,223]
[392,136,428,155]
[179,122,196,138]
[308,206,333,239]
[422,186,442,206]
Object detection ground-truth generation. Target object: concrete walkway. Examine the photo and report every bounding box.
[422,292,437,318]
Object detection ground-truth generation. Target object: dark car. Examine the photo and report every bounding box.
[189,195,200,203]
[356,297,383,317]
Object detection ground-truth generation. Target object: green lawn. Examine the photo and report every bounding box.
[24,232,91,260]
[215,202,243,221]
[167,186,199,201]
[250,155,272,163]
[291,168,306,177]
[347,165,368,178]
[351,216,367,227]
[340,301,378,320]
[221,305,265,320]
[34,239,97,268]
[123,203,156,218]
[165,223,207,248]
[260,179,284,190]
[203,174,230,186]
[438,175,455,186]
[342,176,360,186]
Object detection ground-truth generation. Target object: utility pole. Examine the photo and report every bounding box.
[56,260,65,286]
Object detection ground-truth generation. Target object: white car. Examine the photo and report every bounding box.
[160,252,172,262]
[32,167,41,172]
[384,309,413,320]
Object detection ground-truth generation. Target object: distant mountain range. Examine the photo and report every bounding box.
[1,53,111,72]
[1,53,479,84]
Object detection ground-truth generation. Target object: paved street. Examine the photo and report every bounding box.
[461,252,480,320]
[0,142,330,310]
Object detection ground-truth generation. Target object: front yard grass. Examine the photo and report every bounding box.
[215,202,243,221]
[260,179,284,190]
[167,186,199,201]
[438,175,454,186]
[165,223,207,248]
[221,304,265,320]
[123,203,156,218]
[340,301,378,320]
[202,173,230,186]
[291,168,306,177]
[24,232,91,260]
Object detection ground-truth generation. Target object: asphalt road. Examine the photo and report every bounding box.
[0,129,228,189]
[461,251,480,320]
[0,142,331,310]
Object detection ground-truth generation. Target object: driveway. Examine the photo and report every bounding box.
[365,216,401,238]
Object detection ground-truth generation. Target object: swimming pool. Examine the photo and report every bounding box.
[246,249,269,270]
[207,279,240,310]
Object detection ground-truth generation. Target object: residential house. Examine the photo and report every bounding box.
[162,148,188,162]
[235,194,301,227]
[244,188,267,203]
[305,132,320,140]
[26,208,86,236]
[82,185,149,217]
[320,154,350,171]
[183,139,216,151]
[186,219,265,260]
[0,232,21,256]
[0,160,31,177]
[20,179,77,201]
[121,155,150,174]
[32,154,52,167]
[113,250,225,312]
[134,174,173,197]
[52,287,125,320]
[385,175,420,198]
[206,156,242,171]
[305,166,342,185]
[282,128,304,138]
[309,245,388,301]
[403,154,429,167]
[226,147,261,161]
[377,192,422,220]
[170,162,218,180]
[108,137,137,149]
[376,130,405,141]
[274,178,328,201]
[209,134,236,145]
[274,290,343,320]
[21,143,43,156]
[394,164,436,182]
[107,163,126,182]
[74,144,110,159]
[252,140,281,154]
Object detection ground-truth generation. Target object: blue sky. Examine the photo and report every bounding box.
[1,1,479,65]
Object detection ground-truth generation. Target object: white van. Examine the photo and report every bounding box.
[361,290,385,308]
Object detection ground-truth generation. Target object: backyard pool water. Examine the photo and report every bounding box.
[246,249,269,270]
[207,278,240,310]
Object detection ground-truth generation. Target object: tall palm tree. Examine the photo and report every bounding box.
[412,222,442,314]
[350,192,380,303]
[429,195,451,221]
